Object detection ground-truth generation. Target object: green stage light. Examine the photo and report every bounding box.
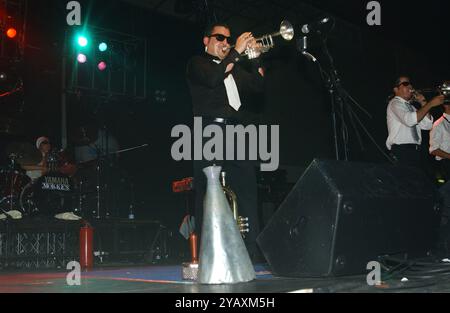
[77,35,88,47]
[99,42,108,52]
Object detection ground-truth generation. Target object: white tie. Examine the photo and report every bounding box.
[223,74,242,111]
[213,59,242,111]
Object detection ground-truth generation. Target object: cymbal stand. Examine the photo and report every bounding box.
[93,152,105,219]
[96,160,101,219]
[0,155,18,218]
[8,156,15,212]
[75,179,83,216]
[94,127,111,219]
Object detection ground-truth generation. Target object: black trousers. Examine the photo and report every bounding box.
[438,163,450,254]
[390,144,422,168]
[193,120,260,259]
[440,159,450,181]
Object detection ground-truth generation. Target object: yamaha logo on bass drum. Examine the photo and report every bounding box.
[41,176,71,192]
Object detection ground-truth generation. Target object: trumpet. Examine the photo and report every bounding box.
[223,20,294,59]
[220,171,249,237]
[442,82,450,103]
[412,82,450,103]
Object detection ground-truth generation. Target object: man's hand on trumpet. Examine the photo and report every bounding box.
[234,32,256,54]
[428,95,446,107]
[412,91,427,106]
[246,37,264,60]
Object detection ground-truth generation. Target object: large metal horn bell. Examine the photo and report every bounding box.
[197,165,255,284]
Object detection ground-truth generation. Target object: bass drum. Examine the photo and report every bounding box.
[20,173,75,216]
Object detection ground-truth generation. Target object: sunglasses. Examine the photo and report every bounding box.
[396,81,412,87]
[41,141,50,145]
[209,34,233,43]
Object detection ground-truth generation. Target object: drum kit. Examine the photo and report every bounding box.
[0,143,76,219]
[0,127,147,220]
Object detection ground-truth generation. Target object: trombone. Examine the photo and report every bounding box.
[223,20,294,59]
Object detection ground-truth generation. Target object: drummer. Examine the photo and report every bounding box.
[21,136,51,180]
[21,136,80,220]
[22,137,77,180]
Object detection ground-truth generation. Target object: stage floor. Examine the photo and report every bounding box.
[1,263,450,293]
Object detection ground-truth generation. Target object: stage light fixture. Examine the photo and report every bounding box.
[98,42,107,52]
[6,28,17,39]
[97,61,107,71]
[77,53,87,63]
[77,35,88,47]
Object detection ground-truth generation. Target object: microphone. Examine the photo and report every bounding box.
[299,36,308,51]
[301,17,331,34]
[296,36,317,63]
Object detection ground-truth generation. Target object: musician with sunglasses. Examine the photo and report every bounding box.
[21,136,53,180]
[186,22,265,262]
[186,23,264,119]
[386,76,445,167]
[22,137,77,180]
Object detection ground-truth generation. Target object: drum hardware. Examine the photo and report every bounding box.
[0,154,30,218]
[128,182,135,219]
[73,143,145,219]
[19,181,37,215]
[109,144,149,155]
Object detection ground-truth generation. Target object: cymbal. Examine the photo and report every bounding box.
[5,142,41,166]
[70,125,98,146]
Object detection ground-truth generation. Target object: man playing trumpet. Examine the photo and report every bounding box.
[186,22,265,262]
[386,76,444,168]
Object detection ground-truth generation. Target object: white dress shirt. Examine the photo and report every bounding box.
[429,113,450,160]
[386,96,434,150]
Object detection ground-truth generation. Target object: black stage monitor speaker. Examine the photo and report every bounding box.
[257,159,440,277]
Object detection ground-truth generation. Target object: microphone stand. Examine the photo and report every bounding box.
[299,31,386,162]
[322,39,348,161]
[298,34,341,160]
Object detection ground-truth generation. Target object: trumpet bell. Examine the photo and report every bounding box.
[197,165,255,284]
[279,20,294,41]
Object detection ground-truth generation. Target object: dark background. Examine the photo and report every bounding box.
[1,0,449,232]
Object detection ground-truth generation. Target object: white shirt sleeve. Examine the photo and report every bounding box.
[389,99,417,127]
[429,122,443,154]
[419,114,433,130]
